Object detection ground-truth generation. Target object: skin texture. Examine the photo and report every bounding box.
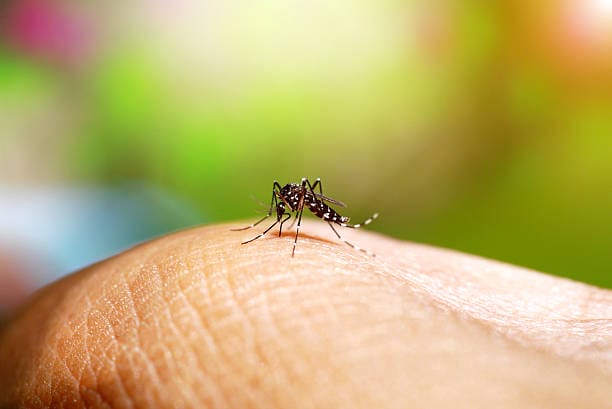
[0,222,611,409]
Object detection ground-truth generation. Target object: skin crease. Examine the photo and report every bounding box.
[0,223,611,409]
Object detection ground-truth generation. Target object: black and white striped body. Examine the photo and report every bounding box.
[233,178,378,257]
[306,197,349,224]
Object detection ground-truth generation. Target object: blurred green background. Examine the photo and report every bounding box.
[0,0,611,293]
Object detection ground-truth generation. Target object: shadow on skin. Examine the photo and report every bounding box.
[242,229,344,246]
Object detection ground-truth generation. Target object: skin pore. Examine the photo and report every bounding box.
[0,223,610,408]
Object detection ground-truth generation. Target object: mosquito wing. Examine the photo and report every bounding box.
[314,193,347,208]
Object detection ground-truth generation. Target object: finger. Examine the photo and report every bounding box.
[0,223,610,409]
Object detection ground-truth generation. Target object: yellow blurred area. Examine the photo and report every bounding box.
[0,0,611,288]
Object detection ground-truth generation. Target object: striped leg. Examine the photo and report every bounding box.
[242,217,281,244]
[277,213,292,237]
[327,222,376,257]
[292,198,306,257]
[309,177,323,195]
[232,213,272,232]
[306,177,347,208]
[340,212,379,228]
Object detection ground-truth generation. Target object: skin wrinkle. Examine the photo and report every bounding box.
[87,311,128,408]
[238,272,292,402]
[180,242,267,408]
[138,264,185,394]
[210,274,284,407]
[378,244,612,372]
[32,283,95,406]
[242,257,406,407]
[50,304,78,395]
[172,290,221,406]
[101,288,140,409]
[83,297,103,402]
[130,259,172,406]
[63,302,84,390]
[99,300,133,405]
[118,273,147,409]
[222,269,278,408]
[79,298,107,408]
[191,262,239,407]
[148,303,181,403]
[223,265,259,363]
[98,307,134,408]
[1,223,611,409]
[261,287,315,377]
[180,282,220,357]
[80,385,114,409]
[48,308,84,405]
[173,296,224,408]
[216,243,367,408]
[136,261,206,408]
[144,264,181,407]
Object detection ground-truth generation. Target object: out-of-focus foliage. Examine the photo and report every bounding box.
[1,0,611,288]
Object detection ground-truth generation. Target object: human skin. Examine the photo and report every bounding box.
[0,223,611,408]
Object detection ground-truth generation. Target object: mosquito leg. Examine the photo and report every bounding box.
[328,222,376,257]
[340,212,379,228]
[278,213,292,237]
[292,203,306,258]
[290,180,309,257]
[309,177,323,195]
[231,214,271,231]
[231,181,280,231]
[305,177,347,208]
[306,177,324,206]
[242,218,281,244]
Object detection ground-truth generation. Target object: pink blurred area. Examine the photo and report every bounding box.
[529,1,612,82]
[1,0,93,67]
[0,249,35,314]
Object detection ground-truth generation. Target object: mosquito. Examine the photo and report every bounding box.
[232,178,379,257]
